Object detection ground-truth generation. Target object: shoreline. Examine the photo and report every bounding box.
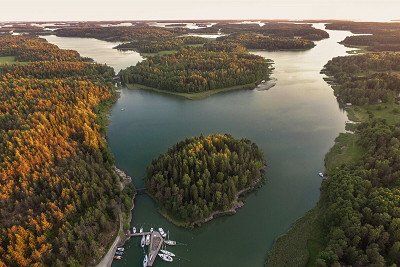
[125,82,264,100]
[96,167,136,267]
[151,167,266,228]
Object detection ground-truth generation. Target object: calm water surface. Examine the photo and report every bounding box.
[45,25,352,267]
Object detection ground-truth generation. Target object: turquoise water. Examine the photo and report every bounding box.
[44,25,352,266]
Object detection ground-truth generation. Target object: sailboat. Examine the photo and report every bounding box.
[160,250,175,257]
[143,255,148,267]
[141,235,146,247]
[158,253,173,262]
[164,240,176,246]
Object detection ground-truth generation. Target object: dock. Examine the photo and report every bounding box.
[128,230,164,266]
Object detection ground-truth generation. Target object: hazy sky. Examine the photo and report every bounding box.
[1,0,399,22]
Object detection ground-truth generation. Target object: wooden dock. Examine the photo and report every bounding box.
[129,230,164,266]
[148,231,164,266]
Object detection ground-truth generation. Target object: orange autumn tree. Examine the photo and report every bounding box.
[0,35,134,266]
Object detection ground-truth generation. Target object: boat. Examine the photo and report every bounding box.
[318,172,324,178]
[143,255,148,267]
[139,227,143,233]
[132,227,136,234]
[160,250,175,257]
[145,234,150,246]
[113,255,122,260]
[158,253,173,262]
[164,240,177,246]
[120,108,125,111]
[158,228,167,238]
[115,251,124,256]
[141,235,146,247]
[150,227,154,232]
[261,80,266,83]
[116,247,124,252]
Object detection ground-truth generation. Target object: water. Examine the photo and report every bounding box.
[44,24,352,267]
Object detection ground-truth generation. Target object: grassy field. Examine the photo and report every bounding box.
[347,103,400,125]
[265,207,324,267]
[126,82,258,100]
[0,56,16,65]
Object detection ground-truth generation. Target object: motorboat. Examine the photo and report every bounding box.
[116,247,124,252]
[158,228,167,238]
[141,235,146,247]
[114,255,122,260]
[160,250,175,257]
[150,227,154,232]
[132,227,136,234]
[158,253,173,262]
[145,234,150,246]
[164,240,176,246]
[143,255,148,267]
[139,227,143,233]
[115,251,123,256]
[318,172,324,178]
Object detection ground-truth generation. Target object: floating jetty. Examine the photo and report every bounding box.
[129,230,165,266]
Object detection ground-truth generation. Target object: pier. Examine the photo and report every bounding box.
[128,230,164,266]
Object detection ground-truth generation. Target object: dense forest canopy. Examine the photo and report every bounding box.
[322,52,400,105]
[326,22,400,51]
[311,49,400,265]
[114,36,209,53]
[146,134,265,224]
[0,36,133,266]
[217,32,315,51]
[54,25,186,42]
[119,47,272,93]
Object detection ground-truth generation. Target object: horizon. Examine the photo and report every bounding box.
[1,0,399,22]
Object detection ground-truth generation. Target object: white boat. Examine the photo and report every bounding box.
[150,227,154,232]
[164,240,176,246]
[145,234,150,246]
[132,227,136,234]
[318,172,324,178]
[141,235,146,247]
[120,108,125,111]
[160,250,175,257]
[139,227,143,233]
[116,247,124,252]
[114,255,122,260]
[143,255,148,267]
[158,253,173,262]
[158,228,167,238]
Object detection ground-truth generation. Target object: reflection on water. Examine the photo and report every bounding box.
[45,24,353,267]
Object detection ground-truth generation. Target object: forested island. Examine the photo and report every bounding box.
[267,50,400,266]
[326,22,400,51]
[145,134,265,227]
[0,35,134,266]
[119,47,273,99]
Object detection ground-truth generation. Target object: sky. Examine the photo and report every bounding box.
[1,0,399,22]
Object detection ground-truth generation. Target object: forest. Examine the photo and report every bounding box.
[326,22,400,51]
[322,52,400,105]
[145,134,265,225]
[114,36,208,53]
[119,47,272,94]
[217,32,315,50]
[0,35,133,266]
[309,52,400,265]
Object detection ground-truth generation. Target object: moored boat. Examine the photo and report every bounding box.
[160,249,175,257]
[143,255,148,267]
[164,240,176,246]
[158,227,167,238]
[145,234,150,245]
[115,251,123,256]
[132,227,136,233]
[117,247,124,252]
[139,227,143,233]
[318,172,324,178]
[114,255,122,260]
[158,253,173,262]
[141,235,146,247]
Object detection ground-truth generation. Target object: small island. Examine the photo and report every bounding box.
[119,47,273,99]
[145,134,266,227]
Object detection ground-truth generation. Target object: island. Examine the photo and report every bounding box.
[267,45,400,266]
[0,35,134,266]
[119,47,273,99]
[145,134,266,227]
